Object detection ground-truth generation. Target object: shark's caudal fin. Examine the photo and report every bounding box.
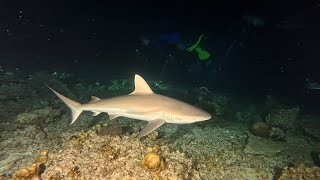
[46,85,82,124]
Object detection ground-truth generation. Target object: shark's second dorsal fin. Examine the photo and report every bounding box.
[90,96,100,103]
[130,74,153,95]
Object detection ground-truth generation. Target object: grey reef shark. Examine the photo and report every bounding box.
[47,74,212,138]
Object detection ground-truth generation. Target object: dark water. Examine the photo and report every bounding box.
[0,0,319,125]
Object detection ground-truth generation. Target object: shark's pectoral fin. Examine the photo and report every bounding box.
[137,119,166,138]
[108,113,120,120]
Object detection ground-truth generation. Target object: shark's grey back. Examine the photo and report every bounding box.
[48,74,211,138]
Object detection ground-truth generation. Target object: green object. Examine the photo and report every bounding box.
[186,34,204,52]
[195,46,210,61]
[186,34,211,61]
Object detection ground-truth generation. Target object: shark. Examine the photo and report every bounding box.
[47,74,212,138]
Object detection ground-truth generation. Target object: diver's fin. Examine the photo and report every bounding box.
[130,74,154,95]
[137,119,166,138]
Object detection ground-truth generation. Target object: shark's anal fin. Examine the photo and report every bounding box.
[90,96,101,116]
[137,119,166,138]
[90,96,100,103]
[108,113,119,120]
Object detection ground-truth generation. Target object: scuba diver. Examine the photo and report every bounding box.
[136,32,214,77]
[185,34,213,72]
[137,32,187,73]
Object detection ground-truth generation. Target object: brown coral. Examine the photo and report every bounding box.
[13,149,49,180]
[141,145,165,170]
[38,149,49,163]
[14,162,42,180]
[278,164,320,179]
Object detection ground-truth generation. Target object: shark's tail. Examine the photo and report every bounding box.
[46,85,82,124]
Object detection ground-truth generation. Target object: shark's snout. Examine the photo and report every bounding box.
[204,112,212,120]
[188,110,212,122]
[200,111,212,121]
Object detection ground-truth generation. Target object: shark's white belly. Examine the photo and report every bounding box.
[118,112,159,121]
[85,106,161,122]
[86,106,200,124]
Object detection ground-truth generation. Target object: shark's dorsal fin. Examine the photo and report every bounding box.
[130,74,153,95]
[90,96,100,103]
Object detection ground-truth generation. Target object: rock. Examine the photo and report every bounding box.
[310,151,320,166]
[302,121,320,140]
[98,124,123,136]
[270,127,286,141]
[251,121,271,137]
[265,107,300,131]
[16,107,61,125]
[244,134,286,156]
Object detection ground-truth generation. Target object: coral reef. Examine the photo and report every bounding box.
[150,80,168,91]
[195,91,231,116]
[0,68,319,179]
[170,123,275,179]
[107,79,133,91]
[39,126,196,179]
[37,150,49,164]
[13,149,48,180]
[278,164,320,180]
[141,145,165,170]
[16,107,61,126]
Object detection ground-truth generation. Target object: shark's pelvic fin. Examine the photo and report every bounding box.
[46,85,82,124]
[90,96,100,103]
[108,113,120,120]
[92,111,101,116]
[137,119,166,138]
[130,74,153,95]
